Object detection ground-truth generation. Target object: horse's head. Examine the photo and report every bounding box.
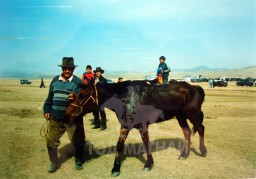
[65,85,98,121]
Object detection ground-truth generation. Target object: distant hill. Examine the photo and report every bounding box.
[173,66,228,72]
[105,65,256,80]
[0,65,255,79]
[169,65,256,79]
[241,65,256,70]
[0,71,55,79]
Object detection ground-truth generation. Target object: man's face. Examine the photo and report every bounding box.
[95,71,101,77]
[62,67,74,79]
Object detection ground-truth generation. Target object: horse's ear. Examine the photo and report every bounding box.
[69,92,78,102]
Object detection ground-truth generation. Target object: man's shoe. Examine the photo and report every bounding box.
[101,126,107,130]
[48,162,58,173]
[75,161,83,170]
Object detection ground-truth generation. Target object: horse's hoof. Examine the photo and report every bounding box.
[111,163,121,177]
[201,150,208,157]
[143,162,153,171]
[111,171,120,177]
[143,167,151,171]
[178,155,187,160]
[200,147,208,157]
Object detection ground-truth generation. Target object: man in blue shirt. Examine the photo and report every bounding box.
[43,57,85,173]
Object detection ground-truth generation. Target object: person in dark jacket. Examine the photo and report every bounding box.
[92,67,108,130]
[43,57,85,173]
[156,56,171,85]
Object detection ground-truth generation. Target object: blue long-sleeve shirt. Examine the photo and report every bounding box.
[157,62,170,78]
[43,75,83,120]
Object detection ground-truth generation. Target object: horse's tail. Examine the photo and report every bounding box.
[196,85,205,103]
[193,111,204,135]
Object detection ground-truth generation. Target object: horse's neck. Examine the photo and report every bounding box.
[98,85,127,104]
[113,103,124,119]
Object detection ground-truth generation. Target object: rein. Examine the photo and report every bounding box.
[40,119,49,137]
[70,85,98,114]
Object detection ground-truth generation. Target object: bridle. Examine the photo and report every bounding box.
[70,85,98,115]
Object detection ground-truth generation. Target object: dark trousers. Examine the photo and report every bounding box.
[46,117,85,148]
[93,107,106,127]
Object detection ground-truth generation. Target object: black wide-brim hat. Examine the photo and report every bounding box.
[93,67,104,74]
[58,57,78,68]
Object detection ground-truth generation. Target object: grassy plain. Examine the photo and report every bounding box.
[0,78,255,178]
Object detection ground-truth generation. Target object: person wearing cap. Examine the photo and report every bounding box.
[156,56,171,85]
[92,67,108,130]
[82,65,94,85]
[43,57,85,173]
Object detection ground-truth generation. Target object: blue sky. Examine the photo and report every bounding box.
[0,0,255,75]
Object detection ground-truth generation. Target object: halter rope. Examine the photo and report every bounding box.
[40,119,49,137]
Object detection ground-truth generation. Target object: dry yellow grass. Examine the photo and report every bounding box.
[0,78,255,178]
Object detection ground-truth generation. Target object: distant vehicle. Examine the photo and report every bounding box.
[20,79,32,84]
[213,80,228,87]
[144,75,157,81]
[181,75,202,83]
[200,78,209,82]
[236,78,255,87]
[227,78,242,82]
[107,79,114,84]
[220,76,226,81]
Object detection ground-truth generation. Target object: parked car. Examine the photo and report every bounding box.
[213,80,228,87]
[144,75,157,81]
[20,79,32,84]
[200,78,209,82]
[236,78,255,86]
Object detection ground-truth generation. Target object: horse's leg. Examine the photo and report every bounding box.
[139,127,154,171]
[197,111,207,157]
[188,110,207,157]
[177,115,191,160]
[111,127,130,177]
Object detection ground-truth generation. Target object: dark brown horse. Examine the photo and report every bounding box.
[65,81,207,177]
